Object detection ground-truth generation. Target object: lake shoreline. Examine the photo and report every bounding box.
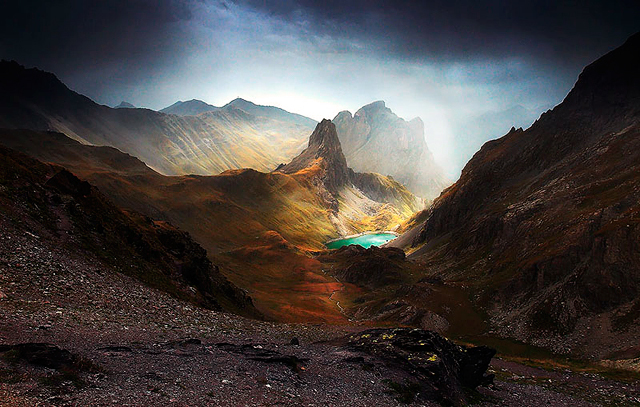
[325,231,399,250]
[325,230,399,244]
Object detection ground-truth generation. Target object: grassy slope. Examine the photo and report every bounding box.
[0,129,421,322]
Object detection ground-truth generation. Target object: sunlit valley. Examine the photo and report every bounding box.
[1,2,640,406]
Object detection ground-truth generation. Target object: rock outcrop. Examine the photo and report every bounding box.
[340,328,495,406]
[279,119,352,195]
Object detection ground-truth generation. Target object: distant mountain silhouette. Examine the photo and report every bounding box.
[224,97,317,128]
[114,101,135,109]
[160,99,218,116]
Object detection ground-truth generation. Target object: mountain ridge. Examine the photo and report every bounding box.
[223,97,317,128]
[160,99,218,116]
[0,144,261,318]
[0,61,314,176]
[398,31,640,359]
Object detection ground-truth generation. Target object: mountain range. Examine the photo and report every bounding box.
[0,61,314,175]
[0,60,447,200]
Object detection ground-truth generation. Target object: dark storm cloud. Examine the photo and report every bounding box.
[0,0,194,80]
[234,0,640,66]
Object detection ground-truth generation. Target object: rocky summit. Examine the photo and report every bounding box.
[279,119,353,195]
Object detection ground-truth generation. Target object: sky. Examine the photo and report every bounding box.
[1,0,639,177]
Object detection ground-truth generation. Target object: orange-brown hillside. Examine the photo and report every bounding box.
[0,123,422,321]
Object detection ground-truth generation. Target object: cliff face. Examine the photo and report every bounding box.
[407,32,640,358]
[333,101,449,199]
[279,119,352,195]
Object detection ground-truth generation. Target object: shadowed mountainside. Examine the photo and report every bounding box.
[396,32,640,359]
[333,101,450,199]
[0,61,315,175]
[0,145,261,318]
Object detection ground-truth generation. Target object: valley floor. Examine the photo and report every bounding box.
[1,222,639,406]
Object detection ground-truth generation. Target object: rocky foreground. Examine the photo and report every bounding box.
[1,221,639,406]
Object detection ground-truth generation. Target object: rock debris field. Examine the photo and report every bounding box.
[1,222,639,406]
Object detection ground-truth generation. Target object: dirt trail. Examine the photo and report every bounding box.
[323,267,351,321]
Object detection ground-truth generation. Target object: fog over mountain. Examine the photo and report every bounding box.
[2,0,638,176]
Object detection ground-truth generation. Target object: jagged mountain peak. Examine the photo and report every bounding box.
[279,119,351,194]
[354,100,389,118]
[360,100,386,110]
[549,30,640,123]
[308,119,341,148]
[333,101,449,199]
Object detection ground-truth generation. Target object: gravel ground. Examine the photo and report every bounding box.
[1,221,639,406]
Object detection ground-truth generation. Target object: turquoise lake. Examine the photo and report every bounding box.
[325,233,397,250]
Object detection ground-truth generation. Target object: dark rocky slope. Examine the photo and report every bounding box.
[406,32,640,358]
[0,145,260,318]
